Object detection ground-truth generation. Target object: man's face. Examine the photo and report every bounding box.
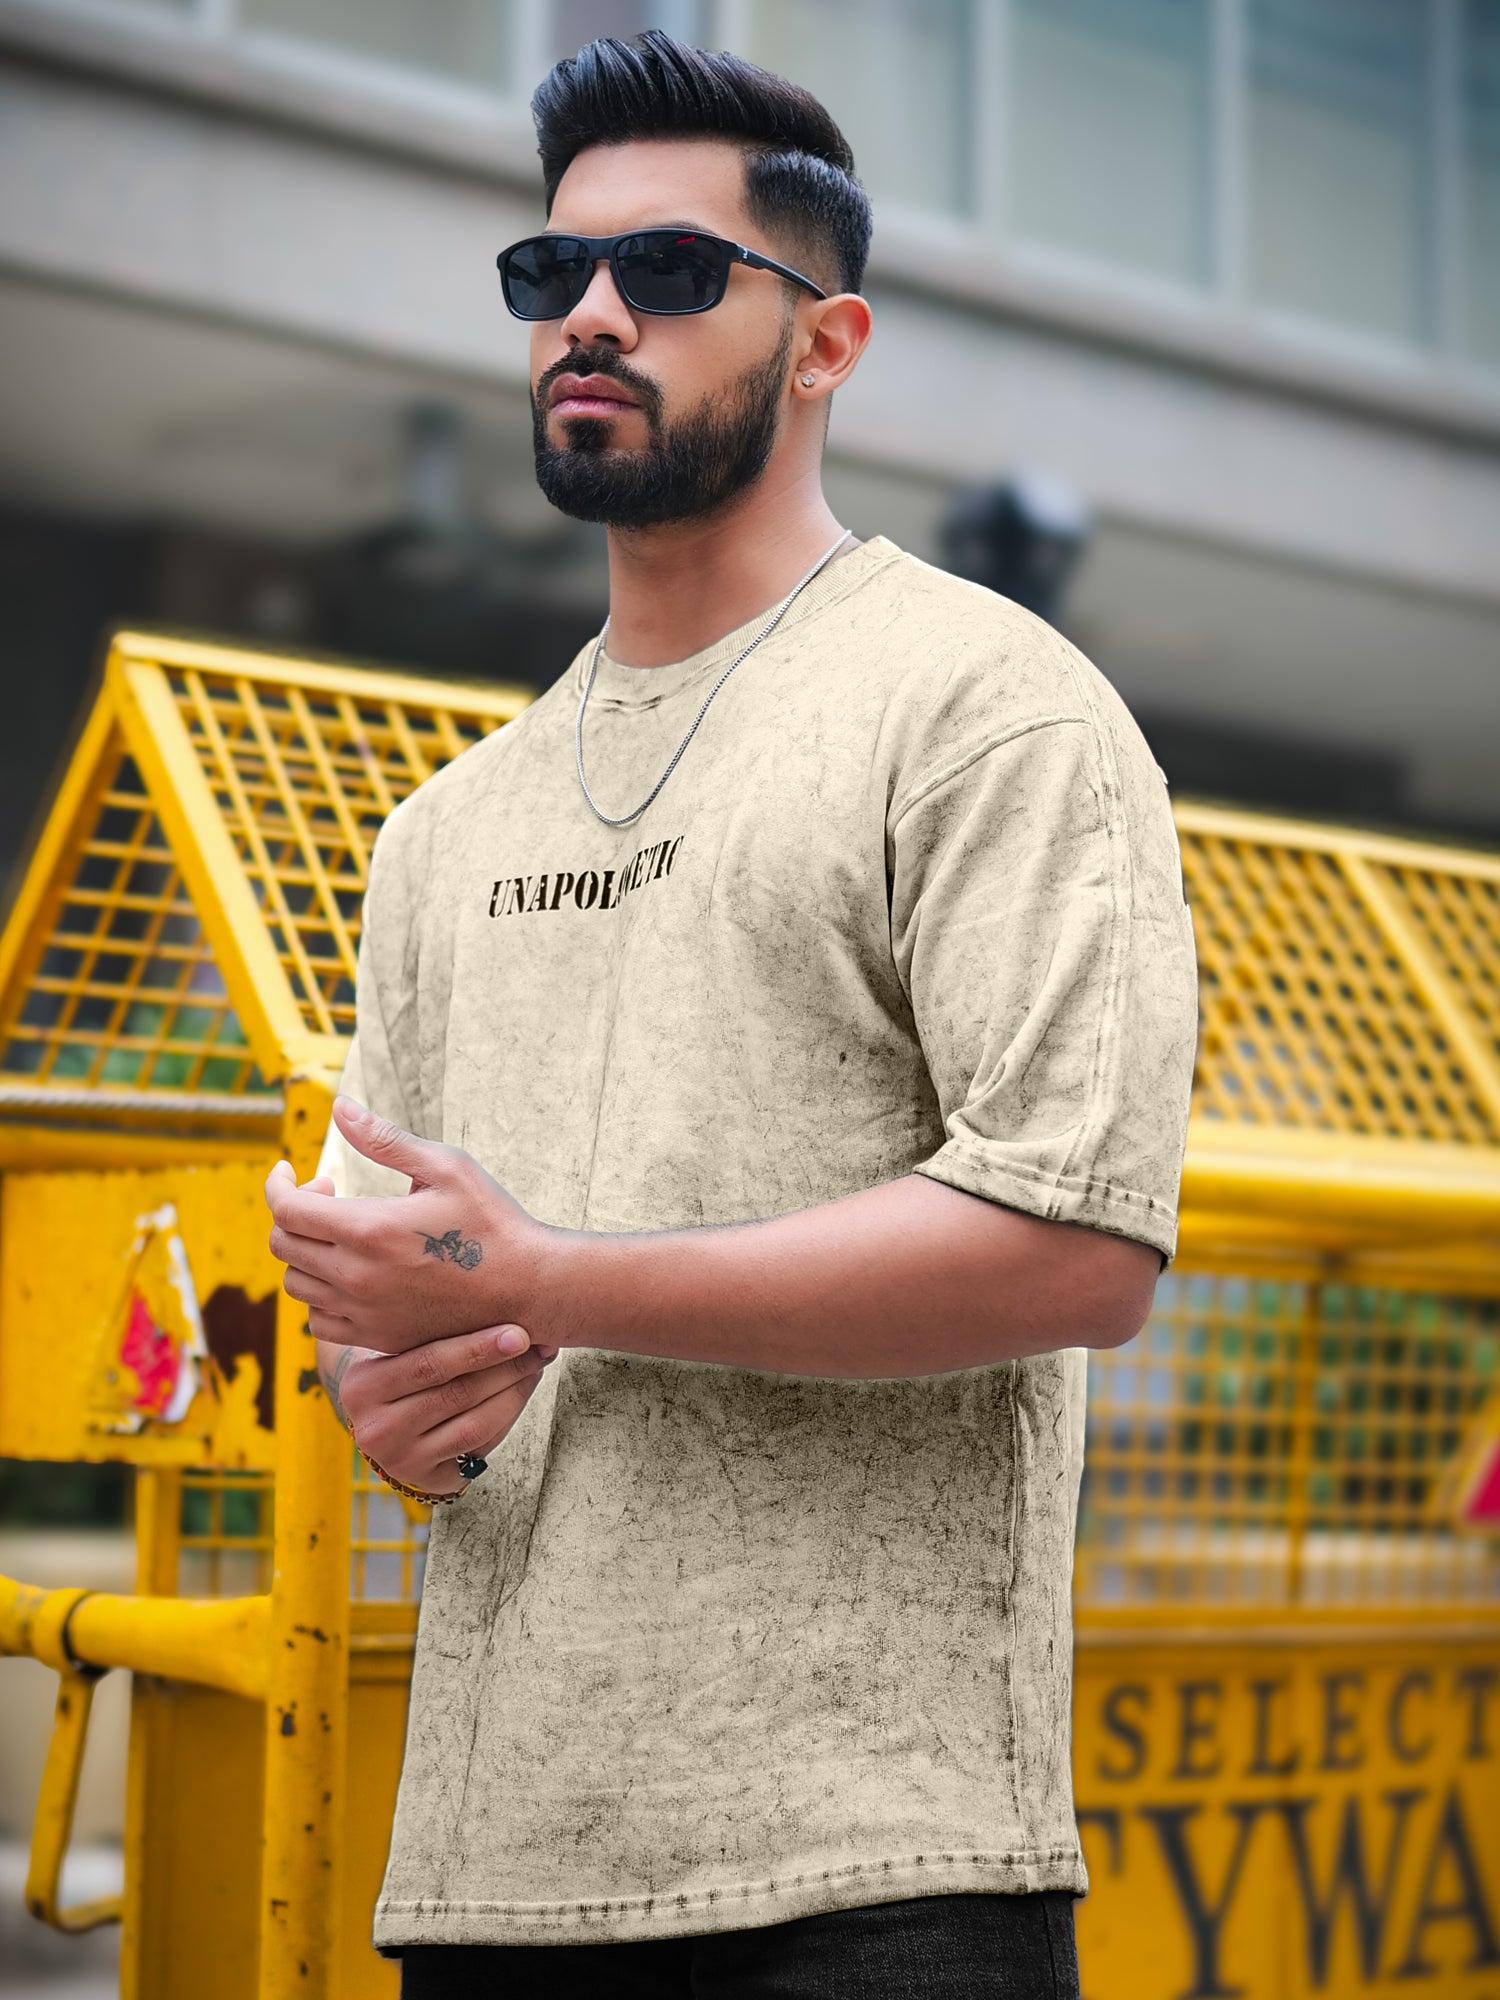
[528,138,809,528]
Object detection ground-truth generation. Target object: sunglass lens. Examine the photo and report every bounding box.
[502,237,591,319]
[616,232,728,313]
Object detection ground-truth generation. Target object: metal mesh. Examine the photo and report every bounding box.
[177,1458,428,1603]
[1078,1273,1500,1612]
[177,1469,273,1599]
[0,736,266,1093]
[1180,827,1498,1142]
[1379,858,1500,1070]
[167,667,495,1039]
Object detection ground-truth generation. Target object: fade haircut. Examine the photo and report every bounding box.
[531,29,872,297]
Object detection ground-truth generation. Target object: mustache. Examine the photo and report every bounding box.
[534,349,665,426]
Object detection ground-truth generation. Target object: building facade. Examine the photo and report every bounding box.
[0,0,1497,880]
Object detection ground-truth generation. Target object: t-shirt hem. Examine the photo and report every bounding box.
[372,1846,1088,1950]
[914,1136,1179,1263]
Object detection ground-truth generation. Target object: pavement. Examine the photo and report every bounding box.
[0,1843,120,1997]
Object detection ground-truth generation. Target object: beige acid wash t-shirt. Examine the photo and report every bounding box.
[326,536,1199,1950]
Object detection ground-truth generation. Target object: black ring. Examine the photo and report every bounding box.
[455,1452,489,1482]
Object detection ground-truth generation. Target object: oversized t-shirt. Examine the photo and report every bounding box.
[325,536,1199,1949]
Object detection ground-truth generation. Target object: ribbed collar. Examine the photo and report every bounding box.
[573,535,903,711]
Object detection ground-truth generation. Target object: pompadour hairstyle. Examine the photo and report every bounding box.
[531,29,873,296]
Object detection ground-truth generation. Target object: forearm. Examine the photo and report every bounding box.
[525,1173,1159,1378]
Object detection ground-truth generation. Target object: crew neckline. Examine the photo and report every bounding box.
[574,535,902,710]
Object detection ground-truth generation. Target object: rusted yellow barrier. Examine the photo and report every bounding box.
[1,634,1497,1996]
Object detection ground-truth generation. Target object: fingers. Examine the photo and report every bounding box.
[279,1265,343,1311]
[269,1224,343,1279]
[377,1325,532,1397]
[354,1351,545,1450]
[264,1160,342,1241]
[333,1096,446,1189]
[417,1371,547,1471]
[306,1306,369,1347]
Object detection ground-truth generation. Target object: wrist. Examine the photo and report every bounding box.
[516,1217,587,1350]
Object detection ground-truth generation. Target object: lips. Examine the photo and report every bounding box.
[548,372,640,416]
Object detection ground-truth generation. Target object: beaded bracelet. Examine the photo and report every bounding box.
[356,1443,463,1506]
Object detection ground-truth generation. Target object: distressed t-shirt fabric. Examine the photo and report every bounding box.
[324,536,1199,1950]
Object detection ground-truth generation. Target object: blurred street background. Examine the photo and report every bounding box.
[0,1,1498,1993]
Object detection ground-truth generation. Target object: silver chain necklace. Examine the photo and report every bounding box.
[574,528,853,829]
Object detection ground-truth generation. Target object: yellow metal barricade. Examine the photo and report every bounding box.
[0,636,1496,1997]
[0,632,530,1998]
[1072,809,1500,2000]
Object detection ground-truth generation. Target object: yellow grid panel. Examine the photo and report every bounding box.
[1378,860,1500,1071]
[178,1459,427,1604]
[0,734,266,1093]
[1079,1274,1500,1611]
[1181,829,1497,1142]
[167,668,498,1039]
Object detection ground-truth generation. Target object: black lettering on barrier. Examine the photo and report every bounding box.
[1138,1802,1268,2000]
[1393,1784,1500,1979]
[1174,1681,1225,1780]
[1075,1811,1124,2000]
[1077,1807,1124,1875]
[1388,1672,1435,1765]
[1098,1684,1150,1782]
[1247,1678,1300,1778]
[1320,1671,1367,1772]
[1277,1788,1422,1986]
[1456,1666,1498,1761]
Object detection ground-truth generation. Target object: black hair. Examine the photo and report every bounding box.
[531,29,872,296]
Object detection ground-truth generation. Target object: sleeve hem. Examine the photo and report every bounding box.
[912,1135,1179,1264]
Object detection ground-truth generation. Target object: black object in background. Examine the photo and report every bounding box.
[940,474,1092,625]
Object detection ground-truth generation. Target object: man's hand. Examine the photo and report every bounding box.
[320,1324,557,1497]
[265,1097,545,1353]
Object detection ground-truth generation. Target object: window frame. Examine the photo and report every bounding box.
[9,0,1500,401]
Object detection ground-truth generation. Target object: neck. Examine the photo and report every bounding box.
[599,462,848,667]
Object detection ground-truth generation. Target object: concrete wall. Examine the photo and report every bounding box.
[0,6,1495,825]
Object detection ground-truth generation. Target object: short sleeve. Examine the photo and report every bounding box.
[317,807,424,1201]
[891,709,1198,1263]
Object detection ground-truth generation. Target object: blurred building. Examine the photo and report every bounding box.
[0,0,1497,887]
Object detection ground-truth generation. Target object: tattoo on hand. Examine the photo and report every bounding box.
[321,1346,356,1432]
[419,1227,484,1272]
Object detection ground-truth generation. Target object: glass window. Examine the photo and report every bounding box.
[736,0,972,217]
[1247,0,1428,343]
[1462,0,1500,364]
[1007,0,1212,284]
[240,0,516,94]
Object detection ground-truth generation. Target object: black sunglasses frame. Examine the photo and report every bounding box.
[496,228,828,320]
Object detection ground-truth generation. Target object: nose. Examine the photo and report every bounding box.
[558,258,639,351]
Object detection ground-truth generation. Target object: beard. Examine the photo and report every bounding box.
[531,324,794,529]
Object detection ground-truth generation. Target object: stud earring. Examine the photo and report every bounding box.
[800,374,816,387]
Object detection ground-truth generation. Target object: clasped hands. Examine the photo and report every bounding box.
[264,1096,558,1493]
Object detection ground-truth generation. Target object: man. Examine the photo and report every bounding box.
[265,29,1198,2000]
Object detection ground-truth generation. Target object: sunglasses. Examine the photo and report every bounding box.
[497,228,827,320]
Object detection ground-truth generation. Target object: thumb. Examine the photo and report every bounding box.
[332,1096,441,1188]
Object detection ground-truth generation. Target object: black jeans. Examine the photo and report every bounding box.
[398,1892,1080,1999]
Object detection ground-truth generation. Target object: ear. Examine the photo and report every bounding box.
[793,293,874,402]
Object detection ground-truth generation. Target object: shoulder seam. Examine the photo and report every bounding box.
[890,713,1090,827]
